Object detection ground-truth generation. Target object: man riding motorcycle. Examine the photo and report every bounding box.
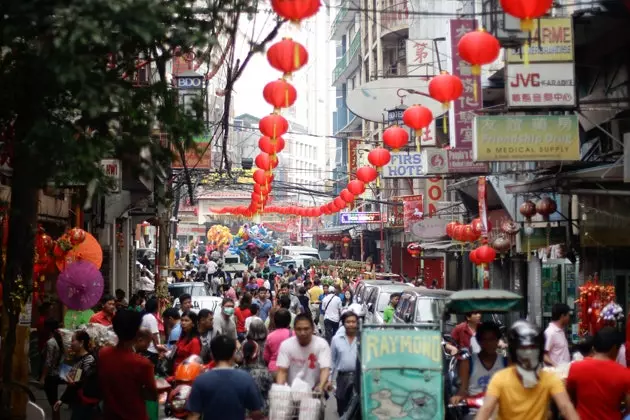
[165,355,206,419]
[475,320,579,420]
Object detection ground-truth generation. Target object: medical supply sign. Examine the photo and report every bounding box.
[473,115,580,162]
[382,152,423,178]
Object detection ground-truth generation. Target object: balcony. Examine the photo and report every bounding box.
[332,31,361,87]
[380,1,410,38]
[333,104,361,135]
[330,0,357,40]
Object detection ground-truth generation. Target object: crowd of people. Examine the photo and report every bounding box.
[36,265,363,420]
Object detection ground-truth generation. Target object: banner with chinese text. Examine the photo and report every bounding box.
[449,20,482,149]
[403,195,424,233]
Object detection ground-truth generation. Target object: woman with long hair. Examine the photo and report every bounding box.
[239,339,273,416]
[40,319,64,420]
[172,311,201,373]
[54,331,98,419]
[234,293,252,342]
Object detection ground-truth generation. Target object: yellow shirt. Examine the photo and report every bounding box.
[486,366,565,420]
[308,286,323,304]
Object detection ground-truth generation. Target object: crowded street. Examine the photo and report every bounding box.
[2,0,630,419]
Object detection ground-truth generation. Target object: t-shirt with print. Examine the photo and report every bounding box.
[186,368,264,419]
[566,357,630,420]
[141,313,160,353]
[276,336,331,389]
[486,366,565,420]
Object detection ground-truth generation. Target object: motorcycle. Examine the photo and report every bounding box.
[447,393,485,420]
[164,355,206,419]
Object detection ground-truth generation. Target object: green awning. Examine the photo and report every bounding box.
[445,289,524,313]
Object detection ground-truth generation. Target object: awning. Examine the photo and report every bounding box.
[505,163,624,194]
[447,177,505,211]
[314,225,356,241]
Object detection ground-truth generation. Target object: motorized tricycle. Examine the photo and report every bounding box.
[343,289,523,420]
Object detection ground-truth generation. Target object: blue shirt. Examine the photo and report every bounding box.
[253,298,272,322]
[187,368,264,419]
[168,323,182,348]
[330,332,358,377]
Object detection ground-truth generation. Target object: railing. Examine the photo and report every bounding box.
[331,1,349,34]
[332,31,361,83]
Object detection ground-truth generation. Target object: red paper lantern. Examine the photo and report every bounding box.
[402,105,434,135]
[356,166,378,183]
[429,71,464,107]
[253,169,273,185]
[453,224,466,241]
[471,218,493,236]
[259,114,289,138]
[340,189,355,203]
[407,242,422,258]
[342,236,352,248]
[266,38,309,76]
[367,147,391,168]
[476,245,497,264]
[457,28,501,76]
[334,197,347,210]
[320,205,330,215]
[382,126,409,151]
[446,221,459,238]
[519,200,537,222]
[469,248,480,265]
[263,79,298,109]
[536,197,557,221]
[500,0,553,31]
[271,0,320,22]
[258,136,286,155]
[347,180,366,195]
[255,153,279,171]
[254,183,271,195]
[463,224,479,242]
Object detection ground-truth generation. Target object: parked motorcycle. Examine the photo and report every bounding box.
[164,355,206,419]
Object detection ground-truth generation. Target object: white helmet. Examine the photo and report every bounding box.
[342,303,366,319]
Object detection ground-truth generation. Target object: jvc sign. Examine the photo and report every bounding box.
[177,76,204,90]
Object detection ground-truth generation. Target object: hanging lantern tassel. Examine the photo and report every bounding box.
[523,39,530,66]
[471,64,481,102]
[376,174,380,188]
[443,113,448,134]
[294,43,301,71]
[415,129,421,152]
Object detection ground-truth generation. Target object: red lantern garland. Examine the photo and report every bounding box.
[457,28,500,101]
[402,105,433,151]
[407,242,422,258]
[347,180,366,195]
[340,189,355,203]
[356,166,378,184]
[259,114,289,138]
[258,136,286,155]
[382,126,409,151]
[429,71,464,108]
[270,0,321,23]
[266,38,309,76]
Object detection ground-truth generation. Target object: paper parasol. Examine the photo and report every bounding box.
[56,231,103,272]
[56,261,104,310]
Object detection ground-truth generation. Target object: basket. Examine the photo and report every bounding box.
[267,384,326,420]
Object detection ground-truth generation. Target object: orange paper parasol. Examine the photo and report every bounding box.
[56,231,103,272]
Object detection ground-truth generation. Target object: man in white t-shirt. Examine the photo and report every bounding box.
[322,287,343,343]
[140,298,162,365]
[276,313,331,390]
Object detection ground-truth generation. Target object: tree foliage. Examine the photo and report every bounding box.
[0,0,264,413]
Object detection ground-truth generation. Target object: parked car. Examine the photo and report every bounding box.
[360,282,414,325]
[168,282,222,313]
[393,287,457,329]
[354,280,397,305]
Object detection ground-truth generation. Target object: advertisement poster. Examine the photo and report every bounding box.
[449,19,482,149]
[403,195,424,233]
[425,177,444,217]
[473,115,580,161]
[506,18,574,63]
[361,329,444,420]
[478,177,488,235]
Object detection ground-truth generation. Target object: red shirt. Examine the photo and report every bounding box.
[173,336,202,373]
[566,357,630,420]
[451,322,474,349]
[234,307,251,333]
[89,311,112,326]
[98,346,156,420]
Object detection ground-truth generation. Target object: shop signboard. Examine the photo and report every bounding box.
[348,139,359,182]
[473,115,580,161]
[407,40,435,77]
[425,177,444,217]
[449,19,482,150]
[172,134,212,169]
[506,18,574,63]
[340,212,381,224]
[382,152,423,178]
[100,159,122,193]
[403,195,424,233]
[447,149,489,173]
[361,328,444,420]
[506,62,576,108]
[411,217,449,240]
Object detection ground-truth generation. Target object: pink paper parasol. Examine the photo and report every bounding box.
[56,261,104,310]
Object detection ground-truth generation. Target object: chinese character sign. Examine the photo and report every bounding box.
[403,195,424,233]
[407,40,435,76]
[506,63,576,108]
[473,115,580,161]
[449,20,482,149]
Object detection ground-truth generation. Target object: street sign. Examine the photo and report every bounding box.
[176,75,204,90]
[340,212,381,224]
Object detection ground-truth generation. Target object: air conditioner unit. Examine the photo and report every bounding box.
[482,0,529,48]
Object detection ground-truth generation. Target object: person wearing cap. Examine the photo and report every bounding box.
[566,327,630,420]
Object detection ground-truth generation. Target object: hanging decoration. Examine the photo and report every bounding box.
[406,242,422,258]
[499,0,553,32]
[457,28,500,101]
[536,196,557,247]
[54,228,103,272]
[356,166,378,184]
[262,79,297,110]
[347,180,366,195]
[266,38,309,76]
[428,71,464,133]
[258,136,286,155]
[206,225,233,252]
[576,273,618,336]
[270,0,321,23]
[56,261,104,311]
[367,148,391,188]
[475,244,496,289]
[34,227,55,302]
[402,105,433,152]
[259,114,289,139]
[491,235,511,257]
[382,126,409,151]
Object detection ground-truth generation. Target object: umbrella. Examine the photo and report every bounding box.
[56,261,104,310]
[56,231,103,272]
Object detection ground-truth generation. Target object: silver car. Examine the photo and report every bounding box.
[356,281,413,324]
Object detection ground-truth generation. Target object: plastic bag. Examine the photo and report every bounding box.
[290,376,311,403]
[298,397,321,420]
[269,383,292,420]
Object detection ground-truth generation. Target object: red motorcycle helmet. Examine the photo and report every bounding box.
[174,355,205,382]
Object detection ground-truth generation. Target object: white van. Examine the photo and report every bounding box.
[281,246,320,260]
